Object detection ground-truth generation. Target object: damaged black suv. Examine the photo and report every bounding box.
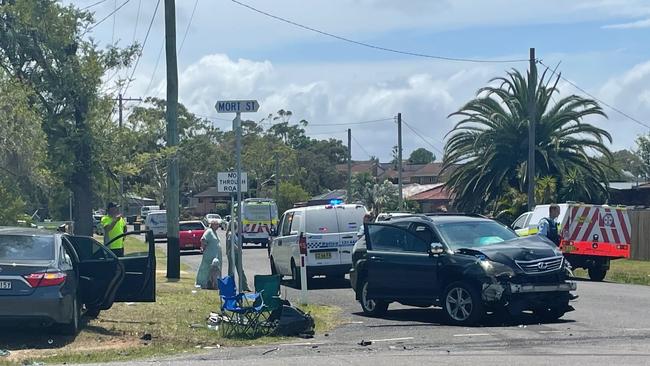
[350,214,577,325]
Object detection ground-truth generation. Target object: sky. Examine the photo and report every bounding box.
[70,0,650,161]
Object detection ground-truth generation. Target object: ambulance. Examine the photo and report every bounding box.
[513,203,631,281]
[238,198,279,248]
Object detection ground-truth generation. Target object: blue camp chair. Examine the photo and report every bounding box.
[217,276,263,338]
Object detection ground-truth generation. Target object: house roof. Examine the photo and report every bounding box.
[402,183,444,199]
[194,187,232,198]
[410,184,453,201]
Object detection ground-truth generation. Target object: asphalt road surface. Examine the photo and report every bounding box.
[104,230,650,366]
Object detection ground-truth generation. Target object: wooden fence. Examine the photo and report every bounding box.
[629,210,650,261]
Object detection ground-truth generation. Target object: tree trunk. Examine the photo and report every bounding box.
[71,101,93,236]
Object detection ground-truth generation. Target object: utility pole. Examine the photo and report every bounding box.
[275,153,280,203]
[235,112,244,291]
[114,93,142,211]
[164,0,180,279]
[397,113,403,210]
[527,48,537,211]
[347,128,352,203]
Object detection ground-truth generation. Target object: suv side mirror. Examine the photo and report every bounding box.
[270,228,278,237]
[430,243,445,255]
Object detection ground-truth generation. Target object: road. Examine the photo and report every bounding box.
[110,230,650,365]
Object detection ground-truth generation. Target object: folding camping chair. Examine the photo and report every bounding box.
[217,276,263,338]
[253,274,283,334]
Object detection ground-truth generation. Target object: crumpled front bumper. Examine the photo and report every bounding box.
[482,281,577,302]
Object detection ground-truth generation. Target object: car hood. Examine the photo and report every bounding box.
[455,236,560,267]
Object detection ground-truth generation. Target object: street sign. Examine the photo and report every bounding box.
[215,100,259,113]
[217,172,248,193]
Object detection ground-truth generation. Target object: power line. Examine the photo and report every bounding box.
[179,0,200,53]
[143,40,165,96]
[538,59,650,130]
[87,0,131,32]
[401,119,445,155]
[112,0,117,44]
[122,0,161,96]
[352,135,372,158]
[229,0,528,64]
[81,0,110,10]
[308,118,394,127]
[132,0,142,43]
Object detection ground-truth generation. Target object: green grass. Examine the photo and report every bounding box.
[573,259,650,286]
[0,236,340,365]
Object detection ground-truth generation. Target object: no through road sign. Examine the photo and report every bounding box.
[217,172,248,193]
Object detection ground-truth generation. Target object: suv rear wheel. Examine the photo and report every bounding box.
[360,278,388,317]
[443,281,483,325]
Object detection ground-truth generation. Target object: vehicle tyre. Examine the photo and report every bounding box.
[443,281,483,326]
[85,307,101,319]
[291,261,301,289]
[359,278,388,317]
[588,267,607,282]
[60,297,80,336]
[261,241,268,249]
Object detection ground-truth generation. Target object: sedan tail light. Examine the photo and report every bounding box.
[299,233,307,255]
[24,272,67,288]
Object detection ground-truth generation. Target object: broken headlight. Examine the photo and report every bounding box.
[480,259,515,279]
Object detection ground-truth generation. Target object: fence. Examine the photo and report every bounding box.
[629,210,650,261]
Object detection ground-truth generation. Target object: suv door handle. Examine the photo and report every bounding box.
[342,235,354,239]
[370,256,383,261]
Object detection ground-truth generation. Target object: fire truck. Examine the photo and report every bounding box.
[512,203,631,281]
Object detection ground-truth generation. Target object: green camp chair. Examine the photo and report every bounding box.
[253,274,283,335]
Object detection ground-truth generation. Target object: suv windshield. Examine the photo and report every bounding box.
[436,220,517,250]
[0,235,55,261]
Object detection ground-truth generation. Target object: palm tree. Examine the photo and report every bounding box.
[443,67,613,212]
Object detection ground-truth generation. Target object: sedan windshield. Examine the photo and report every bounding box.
[180,223,205,231]
[436,221,517,250]
[0,235,55,261]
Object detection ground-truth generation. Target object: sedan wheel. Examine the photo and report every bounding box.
[60,297,80,336]
[443,281,483,325]
[360,279,388,317]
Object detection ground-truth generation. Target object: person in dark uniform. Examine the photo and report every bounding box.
[538,204,561,246]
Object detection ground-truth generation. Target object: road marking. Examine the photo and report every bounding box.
[453,333,491,337]
[368,337,414,343]
[623,328,650,331]
[539,330,564,334]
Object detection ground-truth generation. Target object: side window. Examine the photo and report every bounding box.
[281,213,294,236]
[367,224,428,253]
[68,236,110,261]
[409,224,438,252]
[59,245,73,268]
[512,215,525,229]
[291,214,303,234]
[523,213,533,227]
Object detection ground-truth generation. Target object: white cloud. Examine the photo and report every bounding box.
[603,18,650,29]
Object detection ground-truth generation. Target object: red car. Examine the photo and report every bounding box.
[179,221,206,251]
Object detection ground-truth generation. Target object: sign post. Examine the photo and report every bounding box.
[216,100,258,292]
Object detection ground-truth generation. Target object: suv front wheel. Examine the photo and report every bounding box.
[360,278,388,317]
[443,281,483,326]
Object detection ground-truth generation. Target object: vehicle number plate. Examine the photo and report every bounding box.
[315,252,332,260]
[0,281,11,290]
[563,245,576,253]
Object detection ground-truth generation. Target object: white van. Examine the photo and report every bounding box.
[269,203,367,285]
[141,205,161,219]
[144,210,167,239]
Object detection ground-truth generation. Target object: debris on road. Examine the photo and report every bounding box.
[140,333,152,341]
[262,347,279,355]
[0,349,9,357]
[358,340,372,346]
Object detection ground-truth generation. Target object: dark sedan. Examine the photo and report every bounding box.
[0,227,156,335]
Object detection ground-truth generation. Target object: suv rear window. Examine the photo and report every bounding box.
[436,221,517,250]
[0,235,55,261]
[180,223,205,231]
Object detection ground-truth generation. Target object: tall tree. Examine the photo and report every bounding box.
[408,148,435,164]
[443,68,612,212]
[0,0,136,233]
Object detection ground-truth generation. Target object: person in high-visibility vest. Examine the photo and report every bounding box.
[101,202,127,257]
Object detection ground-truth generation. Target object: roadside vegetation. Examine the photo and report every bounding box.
[573,259,650,286]
[0,237,340,366]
